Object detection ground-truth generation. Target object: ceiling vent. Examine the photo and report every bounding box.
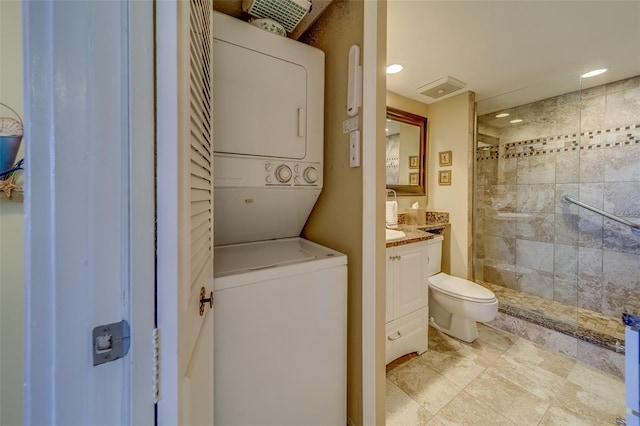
[242,0,312,33]
[417,76,467,99]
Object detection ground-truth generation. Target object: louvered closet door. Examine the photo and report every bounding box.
[177,0,214,424]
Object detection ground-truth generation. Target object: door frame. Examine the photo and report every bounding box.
[22,0,155,423]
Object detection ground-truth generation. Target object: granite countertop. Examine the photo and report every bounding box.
[385,222,448,248]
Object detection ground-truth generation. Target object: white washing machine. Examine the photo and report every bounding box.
[213,238,347,425]
[211,11,346,424]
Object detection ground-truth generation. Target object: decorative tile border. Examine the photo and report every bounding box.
[476,123,640,160]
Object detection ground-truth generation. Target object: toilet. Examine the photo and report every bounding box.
[426,233,498,343]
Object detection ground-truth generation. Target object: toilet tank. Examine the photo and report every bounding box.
[426,234,444,277]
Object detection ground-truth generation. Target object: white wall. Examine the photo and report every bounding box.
[427,91,475,278]
[0,1,24,425]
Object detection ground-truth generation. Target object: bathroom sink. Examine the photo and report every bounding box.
[385,229,406,242]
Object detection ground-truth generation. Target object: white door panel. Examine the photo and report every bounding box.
[157,0,215,424]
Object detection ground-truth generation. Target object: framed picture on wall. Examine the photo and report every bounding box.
[438,170,451,185]
[409,155,419,169]
[409,172,418,185]
[439,150,452,166]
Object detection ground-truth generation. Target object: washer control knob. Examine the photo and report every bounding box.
[265,175,273,184]
[294,177,302,185]
[294,164,301,173]
[303,167,319,184]
[275,165,292,183]
[264,162,273,171]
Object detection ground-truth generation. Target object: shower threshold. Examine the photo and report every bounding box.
[479,281,626,354]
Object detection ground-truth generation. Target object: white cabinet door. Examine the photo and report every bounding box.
[394,242,428,319]
[386,253,394,323]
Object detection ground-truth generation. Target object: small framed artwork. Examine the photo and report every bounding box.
[409,155,419,169]
[438,170,451,185]
[409,172,418,185]
[439,150,452,166]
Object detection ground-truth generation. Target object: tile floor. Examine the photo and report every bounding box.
[386,324,625,425]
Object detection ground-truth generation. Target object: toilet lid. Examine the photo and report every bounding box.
[429,273,496,302]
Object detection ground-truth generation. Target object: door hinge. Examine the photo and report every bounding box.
[152,328,160,403]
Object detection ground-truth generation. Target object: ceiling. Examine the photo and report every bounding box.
[386,0,640,114]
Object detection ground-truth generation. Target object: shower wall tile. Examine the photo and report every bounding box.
[517,155,556,184]
[602,218,640,255]
[576,340,624,380]
[604,85,640,129]
[488,312,578,358]
[555,91,581,135]
[602,250,640,290]
[577,183,604,213]
[577,215,603,249]
[553,275,577,306]
[516,213,555,243]
[515,239,555,273]
[555,184,580,214]
[485,185,517,212]
[604,144,640,182]
[580,84,606,100]
[482,160,497,185]
[516,267,553,299]
[577,274,603,313]
[579,95,606,132]
[602,281,631,318]
[476,75,640,322]
[474,258,485,281]
[475,185,486,210]
[554,245,578,279]
[604,181,640,217]
[606,74,640,95]
[484,236,516,264]
[517,184,555,213]
[555,151,579,184]
[497,157,518,184]
[483,211,516,238]
[483,260,517,289]
[577,247,603,278]
[579,149,605,183]
[554,213,579,246]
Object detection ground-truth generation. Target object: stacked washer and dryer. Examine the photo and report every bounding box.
[211,11,347,426]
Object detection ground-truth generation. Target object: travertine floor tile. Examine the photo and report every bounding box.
[387,358,462,417]
[386,323,626,425]
[426,390,516,426]
[502,337,576,378]
[543,381,625,426]
[464,369,550,425]
[490,354,566,402]
[385,378,431,426]
[566,362,625,405]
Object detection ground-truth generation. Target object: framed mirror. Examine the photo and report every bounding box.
[385,107,428,195]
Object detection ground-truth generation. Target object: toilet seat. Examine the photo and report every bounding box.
[428,273,496,303]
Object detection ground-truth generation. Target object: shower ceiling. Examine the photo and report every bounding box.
[387,0,640,114]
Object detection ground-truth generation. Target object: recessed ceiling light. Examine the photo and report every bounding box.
[386,64,403,74]
[581,68,608,78]
[495,112,510,118]
[509,119,523,124]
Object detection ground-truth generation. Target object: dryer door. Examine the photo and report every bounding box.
[212,39,307,160]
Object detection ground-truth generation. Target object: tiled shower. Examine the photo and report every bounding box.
[474,74,640,376]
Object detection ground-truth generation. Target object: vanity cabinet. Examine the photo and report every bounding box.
[385,241,429,364]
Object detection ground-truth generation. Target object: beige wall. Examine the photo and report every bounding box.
[0,1,24,425]
[386,91,429,211]
[426,91,475,278]
[300,2,367,424]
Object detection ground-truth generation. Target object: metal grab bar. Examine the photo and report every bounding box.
[561,194,640,236]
